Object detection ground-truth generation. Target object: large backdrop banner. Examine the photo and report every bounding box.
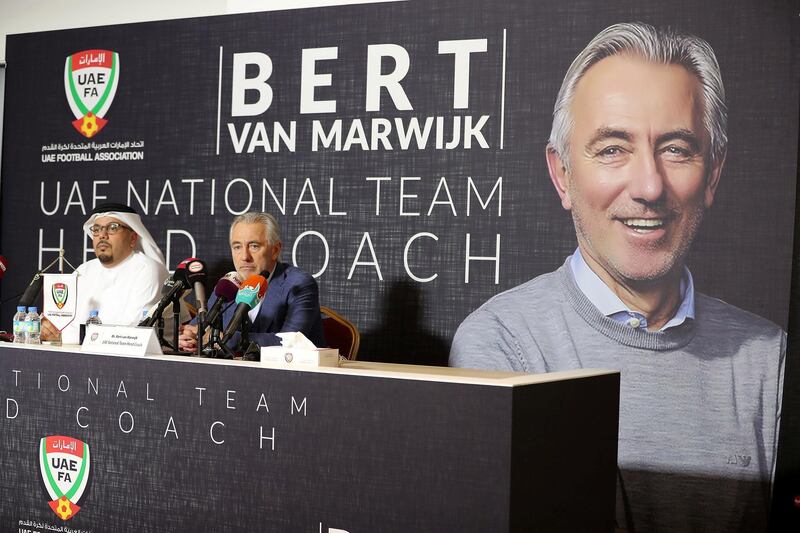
[0,0,798,365]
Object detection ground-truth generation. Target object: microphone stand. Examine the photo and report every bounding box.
[217,341,235,359]
[195,311,206,356]
[201,312,229,359]
[156,314,167,348]
[209,323,222,350]
[203,336,235,359]
[242,341,260,362]
[171,292,182,354]
[205,314,250,359]
[150,294,180,352]
[241,317,251,350]
[237,316,253,359]
[208,314,223,354]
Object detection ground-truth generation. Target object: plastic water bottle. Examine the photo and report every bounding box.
[86,310,103,328]
[25,306,41,344]
[12,306,27,343]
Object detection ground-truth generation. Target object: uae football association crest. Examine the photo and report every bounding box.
[39,435,92,520]
[64,49,120,138]
[51,282,68,310]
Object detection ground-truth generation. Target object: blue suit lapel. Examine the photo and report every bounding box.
[251,262,287,333]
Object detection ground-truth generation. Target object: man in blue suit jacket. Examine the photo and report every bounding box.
[179,212,325,352]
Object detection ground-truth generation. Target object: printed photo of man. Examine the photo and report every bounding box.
[450,22,785,532]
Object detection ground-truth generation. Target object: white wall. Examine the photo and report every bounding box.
[0,0,396,62]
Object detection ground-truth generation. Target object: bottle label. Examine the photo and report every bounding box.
[30,321,40,334]
[13,320,21,333]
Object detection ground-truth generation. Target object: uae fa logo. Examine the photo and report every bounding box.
[51,282,68,310]
[39,436,92,520]
[64,49,120,138]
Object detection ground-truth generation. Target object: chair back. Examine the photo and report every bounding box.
[320,306,360,360]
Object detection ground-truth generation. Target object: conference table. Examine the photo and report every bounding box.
[1,342,619,532]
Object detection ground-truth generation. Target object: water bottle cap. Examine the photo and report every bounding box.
[17,306,25,312]
[28,307,38,313]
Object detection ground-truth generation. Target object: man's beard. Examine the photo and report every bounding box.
[568,185,706,283]
[95,241,113,264]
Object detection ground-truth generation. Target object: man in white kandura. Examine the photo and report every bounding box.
[42,202,168,340]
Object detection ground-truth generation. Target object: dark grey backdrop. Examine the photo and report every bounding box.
[1,0,797,364]
[1,0,799,529]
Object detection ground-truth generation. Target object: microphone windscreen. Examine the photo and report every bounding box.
[214,277,240,302]
[244,274,268,299]
[162,266,189,295]
[235,275,268,308]
[185,259,207,283]
[161,277,175,295]
[221,271,244,286]
[0,255,6,279]
[172,267,189,284]
[18,274,44,307]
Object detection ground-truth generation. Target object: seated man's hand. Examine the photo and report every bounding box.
[40,317,61,342]
[178,323,198,352]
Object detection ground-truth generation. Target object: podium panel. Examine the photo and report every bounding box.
[0,344,619,532]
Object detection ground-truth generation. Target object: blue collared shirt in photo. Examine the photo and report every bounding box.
[569,248,695,331]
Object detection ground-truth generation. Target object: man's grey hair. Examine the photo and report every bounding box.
[548,22,727,171]
[230,211,281,247]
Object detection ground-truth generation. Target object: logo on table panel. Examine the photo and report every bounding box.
[39,436,92,520]
[64,49,120,138]
[51,282,68,309]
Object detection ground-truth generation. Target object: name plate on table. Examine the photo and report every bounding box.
[261,346,339,368]
[81,324,163,357]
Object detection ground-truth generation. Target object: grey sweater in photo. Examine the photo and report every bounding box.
[450,260,785,532]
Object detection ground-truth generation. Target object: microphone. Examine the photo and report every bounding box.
[218,274,268,347]
[0,255,7,279]
[139,262,191,327]
[203,272,243,332]
[18,271,44,308]
[184,259,209,317]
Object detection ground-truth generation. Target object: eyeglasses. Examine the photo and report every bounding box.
[89,222,131,236]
